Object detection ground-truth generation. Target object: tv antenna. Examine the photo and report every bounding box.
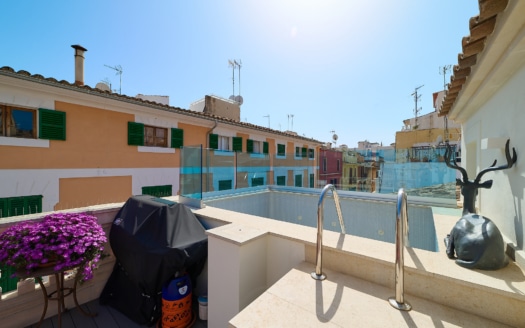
[263,114,270,128]
[104,64,122,94]
[411,85,424,127]
[228,59,243,104]
[287,114,294,131]
[439,65,452,90]
[330,130,338,146]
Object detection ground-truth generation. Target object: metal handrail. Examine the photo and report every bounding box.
[388,188,412,311]
[311,184,345,280]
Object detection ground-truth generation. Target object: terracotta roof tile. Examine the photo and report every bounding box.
[0,66,322,144]
[438,0,509,117]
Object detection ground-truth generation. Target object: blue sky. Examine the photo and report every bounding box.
[2,1,479,147]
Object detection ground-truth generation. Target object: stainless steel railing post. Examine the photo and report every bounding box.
[311,184,345,281]
[388,188,412,311]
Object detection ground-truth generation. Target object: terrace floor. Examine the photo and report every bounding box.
[25,296,208,328]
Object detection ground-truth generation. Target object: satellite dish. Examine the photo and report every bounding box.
[229,95,235,100]
[332,134,338,141]
[235,95,244,105]
[95,82,110,92]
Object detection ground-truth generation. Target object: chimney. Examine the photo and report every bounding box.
[71,44,87,86]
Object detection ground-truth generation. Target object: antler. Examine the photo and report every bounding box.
[444,142,468,183]
[474,139,517,184]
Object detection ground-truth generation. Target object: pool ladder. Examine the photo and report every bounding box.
[311,184,346,281]
[388,188,412,311]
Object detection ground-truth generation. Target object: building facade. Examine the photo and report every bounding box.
[0,46,322,217]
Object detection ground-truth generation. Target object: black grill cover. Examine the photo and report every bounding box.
[100,195,208,326]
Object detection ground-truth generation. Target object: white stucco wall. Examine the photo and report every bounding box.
[461,63,525,263]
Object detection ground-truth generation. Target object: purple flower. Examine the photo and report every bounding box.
[0,212,107,281]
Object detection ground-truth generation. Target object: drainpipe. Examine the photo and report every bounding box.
[206,119,218,149]
[71,45,87,86]
[205,119,218,192]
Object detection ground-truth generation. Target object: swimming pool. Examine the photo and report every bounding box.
[202,186,440,252]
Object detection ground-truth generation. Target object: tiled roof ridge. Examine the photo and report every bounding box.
[438,0,509,117]
[0,66,322,144]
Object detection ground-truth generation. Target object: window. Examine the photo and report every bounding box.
[252,177,264,187]
[337,159,340,172]
[0,195,42,218]
[247,139,268,154]
[218,180,232,191]
[277,144,286,156]
[295,147,300,157]
[0,105,36,138]
[308,149,314,159]
[310,173,315,188]
[218,136,230,151]
[295,174,302,187]
[302,147,307,158]
[323,157,327,172]
[142,185,172,197]
[276,176,286,186]
[0,106,65,140]
[144,125,167,147]
[128,122,170,147]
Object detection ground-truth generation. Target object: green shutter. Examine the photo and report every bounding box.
[263,142,269,154]
[310,174,315,188]
[219,180,232,191]
[39,108,66,140]
[276,176,286,186]
[295,174,302,187]
[142,185,172,197]
[171,128,184,148]
[302,147,307,158]
[232,137,243,152]
[0,198,7,218]
[26,195,43,214]
[247,139,254,153]
[277,144,285,156]
[209,134,219,149]
[0,264,18,293]
[252,177,264,187]
[8,197,25,217]
[128,122,144,146]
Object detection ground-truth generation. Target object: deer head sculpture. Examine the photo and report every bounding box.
[443,139,517,270]
[444,139,517,215]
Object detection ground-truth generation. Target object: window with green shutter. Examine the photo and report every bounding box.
[0,195,43,218]
[233,137,243,152]
[276,176,286,186]
[310,173,315,188]
[218,180,232,191]
[39,108,66,140]
[128,122,144,146]
[171,128,184,148]
[277,144,285,156]
[295,174,302,187]
[263,141,269,154]
[247,139,254,153]
[209,134,219,149]
[252,177,264,187]
[302,147,307,158]
[142,185,172,197]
